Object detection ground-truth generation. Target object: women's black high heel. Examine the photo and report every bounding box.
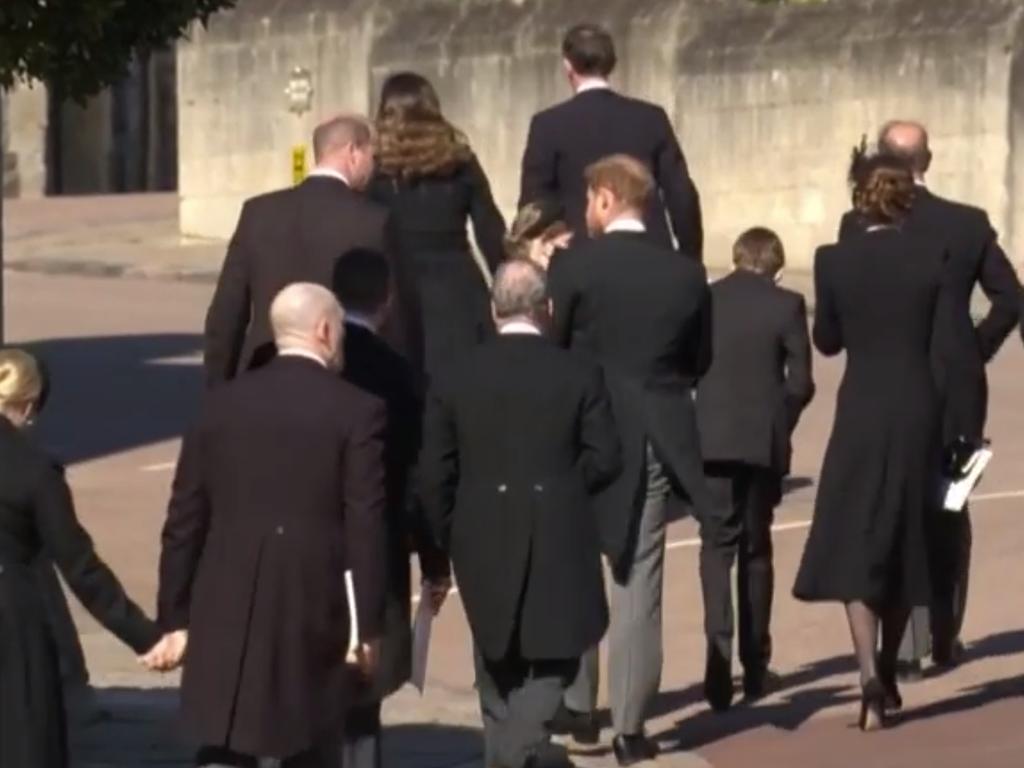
[858,678,888,732]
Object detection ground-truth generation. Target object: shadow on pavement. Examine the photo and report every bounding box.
[17,334,203,466]
[966,628,1024,662]
[71,687,483,768]
[896,673,1024,725]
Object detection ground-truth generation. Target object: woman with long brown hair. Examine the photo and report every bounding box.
[369,72,506,378]
[793,151,951,731]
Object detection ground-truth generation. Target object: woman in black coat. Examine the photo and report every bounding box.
[793,153,950,730]
[369,72,507,379]
[0,349,161,767]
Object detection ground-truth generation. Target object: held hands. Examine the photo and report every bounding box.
[139,630,188,672]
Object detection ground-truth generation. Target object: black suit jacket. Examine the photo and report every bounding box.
[519,89,703,258]
[204,176,423,384]
[839,187,1021,439]
[420,334,621,661]
[696,271,815,475]
[340,322,449,697]
[548,231,712,571]
[158,356,388,758]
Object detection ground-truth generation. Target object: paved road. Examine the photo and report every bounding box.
[5,268,1024,767]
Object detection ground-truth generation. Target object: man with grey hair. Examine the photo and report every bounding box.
[159,282,389,767]
[205,113,424,385]
[839,119,1022,675]
[420,260,622,768]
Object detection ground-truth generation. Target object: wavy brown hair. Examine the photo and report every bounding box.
[375,72,473,180]
[849,141,916,225]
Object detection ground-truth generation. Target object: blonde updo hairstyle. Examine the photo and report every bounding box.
[0,348,44,418]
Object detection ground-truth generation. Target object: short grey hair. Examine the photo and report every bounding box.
[312,114,375,163]
[491,260,548,320]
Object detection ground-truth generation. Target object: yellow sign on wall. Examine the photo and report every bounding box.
[292,145,307,185]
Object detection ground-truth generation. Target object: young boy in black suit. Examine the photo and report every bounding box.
[696,228,815,708]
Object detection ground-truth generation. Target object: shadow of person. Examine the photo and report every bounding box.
[19,333,203,466]
[963,628,1024,663]
[782,476,814,496]
[656,684,858,753]
[895,673,1024,725]
[71,688,485,768]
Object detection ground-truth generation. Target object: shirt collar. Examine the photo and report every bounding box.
[499,321,543,336]
[277,347,328,368]
[605,216,647,234]
[575,77,612,95]
[345,313,377,334]
[307,167,351,187]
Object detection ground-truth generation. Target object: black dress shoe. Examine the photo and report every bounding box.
[704,659,735,712]
[933,639,966,669]
[743,668,780,701]
[547,703,600,745]
[612,733,659,767]
[526,742,575,768]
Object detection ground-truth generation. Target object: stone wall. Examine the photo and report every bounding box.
[176,0,1024,269]
[2,84,48,198]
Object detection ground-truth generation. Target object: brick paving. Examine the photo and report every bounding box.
[4,194,1024,767]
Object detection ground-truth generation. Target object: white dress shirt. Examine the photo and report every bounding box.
[499,321,542,336]
[575,77,612,95]
[345,312,377,334]
[605,216,647,234]
[277,347,328,368]
[307,167,351,187]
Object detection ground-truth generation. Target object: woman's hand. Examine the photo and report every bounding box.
[139,630,188,672]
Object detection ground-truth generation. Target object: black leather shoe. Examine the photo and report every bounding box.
[743,668,780,701]
[547,703,600,745]
[933,639,966,670]
[526,742,575,768]
[704,655,735,712]
[612,733,659,767]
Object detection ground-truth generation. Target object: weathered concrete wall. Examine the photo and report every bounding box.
[177,0,1024,269]
[2,83,48,198]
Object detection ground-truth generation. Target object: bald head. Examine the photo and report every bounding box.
[878,120,931,178]
[270,283,345,368]
[491,260,549,327]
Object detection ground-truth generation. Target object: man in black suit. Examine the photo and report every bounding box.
[204,114,422,385]
[696,228,815,705]
[420,260,622,768]
[839,120,1022,672]
[547,155,722,763]
[519,23,702,258]
[159,283,388,767]
[331,249,452,768]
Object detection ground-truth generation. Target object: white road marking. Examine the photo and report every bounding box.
[140,461,177,472]
[414,487,1023,604]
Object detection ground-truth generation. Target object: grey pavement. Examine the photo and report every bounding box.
[4,196,1024,768]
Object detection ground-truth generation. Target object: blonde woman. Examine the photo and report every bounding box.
[0,349,162,767]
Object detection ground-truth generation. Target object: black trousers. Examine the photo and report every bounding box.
[703,462,779,679]
[931,506,972,656]
[342,702,382,768]
[474,646,577,768]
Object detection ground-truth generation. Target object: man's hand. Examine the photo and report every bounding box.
[424,577,452,616]
[139,630,188,672]
[346,638,380,679]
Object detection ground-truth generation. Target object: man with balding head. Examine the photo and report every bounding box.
[421,260,622,768]
[160,282,388,767]
[204,114,424,385]
[839,120,1022,672]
